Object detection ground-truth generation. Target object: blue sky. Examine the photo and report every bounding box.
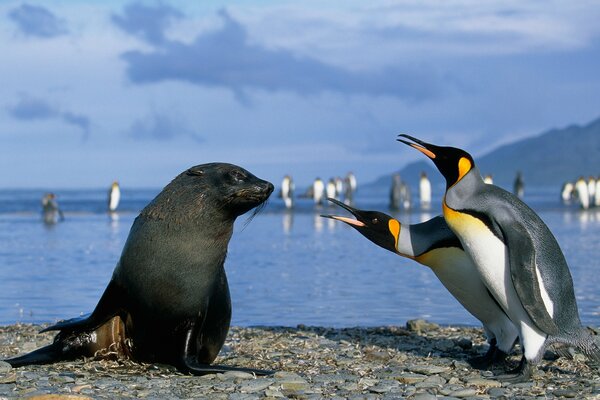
[1,1,599,188]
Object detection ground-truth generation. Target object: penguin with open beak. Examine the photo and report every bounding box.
[398,134,600,382]
[323,198,518,368]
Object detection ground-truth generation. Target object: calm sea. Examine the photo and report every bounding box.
[0,186,598,328]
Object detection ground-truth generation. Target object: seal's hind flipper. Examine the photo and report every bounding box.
[5,342,62,367]
[182,357,273,376]
[42,279,127,334]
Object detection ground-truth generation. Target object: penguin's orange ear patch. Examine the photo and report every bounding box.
[388,219,400,249]
[458,157,472,181]
[410,144,436,159]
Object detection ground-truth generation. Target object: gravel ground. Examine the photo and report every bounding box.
[0,321,599,399]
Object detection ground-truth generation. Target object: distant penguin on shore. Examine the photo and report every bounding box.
[483,174,493,184]
[595,177,600,207]
[312,178,325,206]
[514,172,525,199]
[575,177,590,209]
[41,193,64,224]
[326,178,337,202]
[108,181,121,212]
[280,175,294,209]
[419,171,432,210]
[561,182,574,204]
[588,176,596,205]
[344,172,357,205]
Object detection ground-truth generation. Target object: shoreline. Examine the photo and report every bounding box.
[1,322,599,399]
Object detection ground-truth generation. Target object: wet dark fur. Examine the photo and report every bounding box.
[6,163,274,375]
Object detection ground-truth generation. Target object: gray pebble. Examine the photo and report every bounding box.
[238,378,275,393]
[487,387,508,397]
[408,365,450,375]
[409,392,437,400]
[218,371,256,381]
[552,389,579,398]
[229,394,261,400]
[0,361,12,374]
[449,388,478,397]
[397,373,428,384]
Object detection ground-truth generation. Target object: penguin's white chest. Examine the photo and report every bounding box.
[444,212,512,310]
[443,205,555,319]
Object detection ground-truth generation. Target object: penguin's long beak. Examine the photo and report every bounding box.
[397,134,437,159]
[321,198,366,227]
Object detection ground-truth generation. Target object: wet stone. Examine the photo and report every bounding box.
[465,377,501,388]
[396,373,428,384]
[487,387,508,397]
[408,392,437,400]
[408,365,450,375]
[218,371,256,381]
[238,378,275,393]
[0,361,12,374]
[449,388,478,397]
[553,389,579,398]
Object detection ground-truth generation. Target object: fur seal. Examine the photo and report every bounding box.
[6,163,274,375]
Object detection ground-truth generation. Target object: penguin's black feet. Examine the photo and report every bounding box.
[469,339,509,370]
[495,357,535,383]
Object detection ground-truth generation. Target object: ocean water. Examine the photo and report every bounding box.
[0,187,599,328]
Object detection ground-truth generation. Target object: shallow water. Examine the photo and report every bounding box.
[0,188,598,328]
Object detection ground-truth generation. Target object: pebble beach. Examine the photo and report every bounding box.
[0,321,599,399]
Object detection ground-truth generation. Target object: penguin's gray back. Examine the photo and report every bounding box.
[445,168,581,335]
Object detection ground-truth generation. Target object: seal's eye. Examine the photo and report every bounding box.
[372,218,379,224]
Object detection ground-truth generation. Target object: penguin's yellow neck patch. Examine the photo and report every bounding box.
[388,219,400,250]
[457,157,472,182]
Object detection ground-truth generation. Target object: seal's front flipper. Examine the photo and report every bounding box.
[4,342,63,367]
[182,357,273,376]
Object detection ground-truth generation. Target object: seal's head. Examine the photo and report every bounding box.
[184,163,274,217]
[141,163,273,223]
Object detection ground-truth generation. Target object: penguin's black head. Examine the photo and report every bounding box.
[322,198,400,255]
[397,134,475,189]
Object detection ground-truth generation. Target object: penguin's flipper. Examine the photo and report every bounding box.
[500,222,559,335]
[42,279,126,334]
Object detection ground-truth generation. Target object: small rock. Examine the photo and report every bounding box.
[229,394,260,400]
[449,388,478,397]
[218,371,255,381]
[487,387,508,397]
[435,339,456,352]
[0,372,16,384]
[408,365,450,375]
[456,337,473,349]
[0,361,12,374]
[264,388,285,398]
[369,380,399,393]
[408,392,437,400]
[339,382,359,391]
[465,378,501,388]
[406,319,439,333]
[553,389,579,398]
[396,373,428,384]
[423,375,446,385]
[238,378,275,393]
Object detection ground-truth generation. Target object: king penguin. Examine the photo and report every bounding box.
[323,198,519,368]
[398,134,600,381]
[108,181,121,212]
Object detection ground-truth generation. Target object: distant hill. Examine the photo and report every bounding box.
[368,116,600,191]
